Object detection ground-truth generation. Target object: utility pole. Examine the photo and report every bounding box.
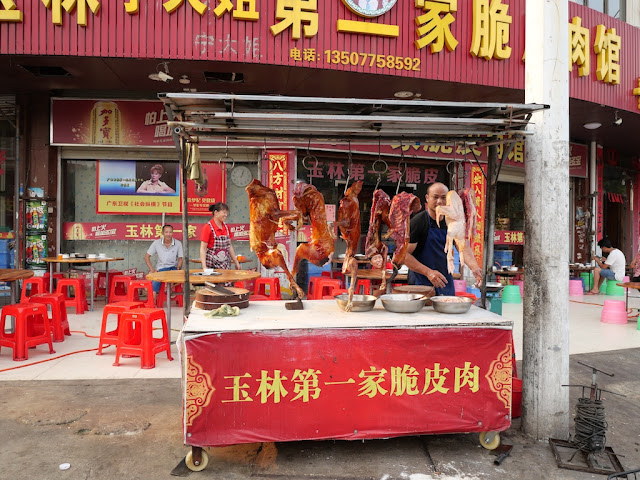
[522,0,570,440]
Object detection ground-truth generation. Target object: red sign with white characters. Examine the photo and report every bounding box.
[182,327,513,447]
[186,162,227,215]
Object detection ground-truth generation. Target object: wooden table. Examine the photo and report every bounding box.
[616,282,640,310]
[493,269,523,284]
[42,257,124,311]
[146,268,261,331]
[0,268,34,304]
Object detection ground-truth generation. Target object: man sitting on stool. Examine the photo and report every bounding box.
[145,225,184,301]
[588,237,626,294]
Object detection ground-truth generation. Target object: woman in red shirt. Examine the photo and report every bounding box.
[200,202,241,270]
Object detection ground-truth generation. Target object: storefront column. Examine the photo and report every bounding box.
[590,141,597,252]
[522,0,570,440]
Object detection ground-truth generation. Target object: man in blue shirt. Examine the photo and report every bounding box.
[145,225,184,299]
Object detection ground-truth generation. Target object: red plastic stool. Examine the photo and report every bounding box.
[322,288,348,300]
[95,270,123,297]
[20,277,48,302]
[354,279,372,296]
[97,301,144,355]
[56,278,88,314]
[311,278,343,300]
[28,293,70,342]
[253,277,282,300]
[0,303,55,361]
[108,275,135,303]
[307,276,322,299]
[113,308,173,369]
[156,283,184,308]
[127,280,154,308]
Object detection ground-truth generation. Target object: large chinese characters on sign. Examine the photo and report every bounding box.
[183,327,513,446]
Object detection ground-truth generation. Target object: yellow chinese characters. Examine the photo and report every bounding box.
[222,373,253,403]
[271,0,318,40]
[256,370,288,404]
[290,368,322,402]
[124,0,138,14]
[454,362,479,393]
[358,366,388,398]
[163,0,207,16]
[390,364,420,396]
[594,25,621,85]
[422,363,449,394]
[214,0,259,21]
[633,79,640,110]
[0,0,22,22]
[414,0,458,53]
[470,0,512,61]
[41,0,101,27]
[569,16,589,77]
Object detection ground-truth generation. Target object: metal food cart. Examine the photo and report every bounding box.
[178,300,514,471]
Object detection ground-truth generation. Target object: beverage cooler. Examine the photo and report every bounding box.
[25,200,48,270]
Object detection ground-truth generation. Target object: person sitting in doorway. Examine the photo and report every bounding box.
[145,225,184,300]
[587,237,626,294]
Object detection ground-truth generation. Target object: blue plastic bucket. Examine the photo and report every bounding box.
[494,249,513,267]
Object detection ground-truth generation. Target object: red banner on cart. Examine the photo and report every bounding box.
[182,327,513,447]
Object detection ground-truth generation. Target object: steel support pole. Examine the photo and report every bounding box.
[481,145,498,308]
[523,0,570,440]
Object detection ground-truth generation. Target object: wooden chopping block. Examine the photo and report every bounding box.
[194,287,250,310]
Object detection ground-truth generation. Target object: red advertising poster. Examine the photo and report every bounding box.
[96,160,181,214]
[569,143,588,178]
[52,99,174,146]
[265,151,291,235]
[183,327,513,447]
[597,146,604,240]
[470,166,486,267]
[186,162,227,215]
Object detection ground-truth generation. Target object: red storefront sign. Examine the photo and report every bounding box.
[494,231,524,245]
[183,327,513,447]
[569,143,588,178]
[3,3,639,113]
[61,221,273,241]
[264,150,292,234]
[470,166,486,267]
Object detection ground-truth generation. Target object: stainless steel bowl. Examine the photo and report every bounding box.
[431,296,473,314]
[335,294,377,312]
[379,294,426,313]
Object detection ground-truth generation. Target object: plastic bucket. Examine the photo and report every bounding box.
[453,279,467,294]
[487,292,502,315]
[580,272,593,291]
[605,279,624,296]
[501,285,522,304]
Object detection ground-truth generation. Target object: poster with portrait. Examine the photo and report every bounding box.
[96,160,181,214]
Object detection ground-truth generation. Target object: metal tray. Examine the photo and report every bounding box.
[379,294,426,313]
[430,296,473,314]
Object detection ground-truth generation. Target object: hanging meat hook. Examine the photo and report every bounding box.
[301,139,318,185]
[372,138,388,190]
[344,140,353,194]
[218,136,235,169]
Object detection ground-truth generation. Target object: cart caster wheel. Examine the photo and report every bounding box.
[479,431,500,450]
[185,449,209,472]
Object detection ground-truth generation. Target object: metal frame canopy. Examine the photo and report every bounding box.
[160,93,548,317]
[159,93,548,144]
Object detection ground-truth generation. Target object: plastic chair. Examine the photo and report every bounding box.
[252,277,281,300]
[113,308,173,369]
[127,280,155,308]
[353,279,372,296]
[501,285,522,304]
[156,283,183,308]
[109,275,135,303]
[20,277,48,302]
[310,278,342,300]
[569,279,583,296]
[322,288,348,300]
[28,293,70,342]
[580,272,593,291]
[307,276,322,299]
[600,300,627,324]
[0,303,55,361]
[95,270,123,297]
[56,278,88,314]
[97,301,144,355]
[605,279,625,296]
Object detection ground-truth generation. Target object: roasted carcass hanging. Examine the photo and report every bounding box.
[435,190,469,275]
[288,182,336,280]
[364,189,393,294]
[336,181,362,311]
[246,179,304,299]
[383,191,421,282]
[458,188,478,243]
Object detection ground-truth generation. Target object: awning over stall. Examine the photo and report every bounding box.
[159,93,548,315]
